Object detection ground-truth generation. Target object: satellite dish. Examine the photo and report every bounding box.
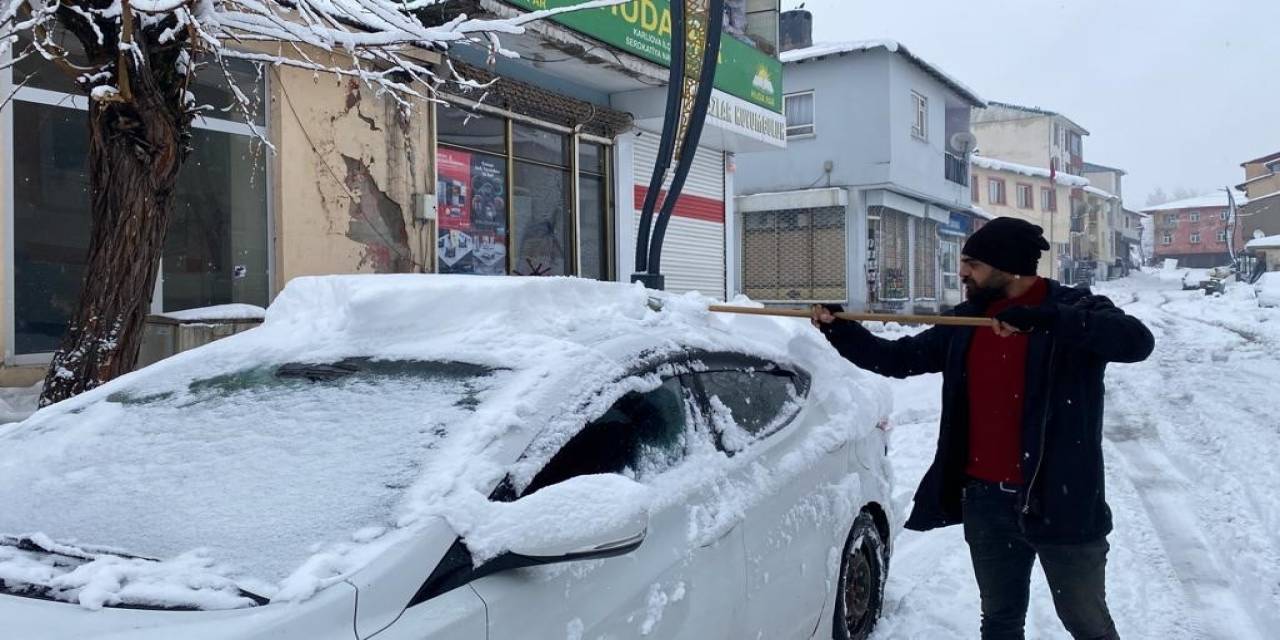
[950,131,978,155]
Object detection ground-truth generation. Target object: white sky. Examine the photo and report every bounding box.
[791,0,1280,204]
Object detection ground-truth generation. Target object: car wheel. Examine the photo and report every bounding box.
[833,513,886,640]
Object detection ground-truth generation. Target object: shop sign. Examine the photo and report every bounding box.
[707,91,786,147]
[504,0,782,113]
[940,212,970,236]
[437,147,509,275]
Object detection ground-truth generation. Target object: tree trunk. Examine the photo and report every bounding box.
[38,69,187,407]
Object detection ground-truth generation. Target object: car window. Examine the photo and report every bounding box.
[523,376,695,496]
[696,368,807,453]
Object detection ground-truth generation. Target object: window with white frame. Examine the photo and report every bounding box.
[911,91,928,140]
[7,38,269,357]
[1041,187,1057,212]
[1189,211,1200,222]
[988,178,1006,205]
[1190,232,1201,244]
[1016,184,1034,209]
[1218,230,1228,243]
[1161,233,1172,244]
[940,238,960,291]
[1267,159,1280,174]
[784,91,815,138]
[1219,210,1229,220]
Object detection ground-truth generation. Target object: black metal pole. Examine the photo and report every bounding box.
[647,0,725,279]
[631,0,687,290]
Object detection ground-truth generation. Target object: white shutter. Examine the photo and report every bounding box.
[632,133,726,298]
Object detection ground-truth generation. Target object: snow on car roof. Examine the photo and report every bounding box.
[0,275,890,610]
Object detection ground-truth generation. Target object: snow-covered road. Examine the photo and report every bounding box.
[869,272,1280,639]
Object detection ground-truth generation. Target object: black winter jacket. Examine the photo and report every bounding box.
[820,280,1154,543]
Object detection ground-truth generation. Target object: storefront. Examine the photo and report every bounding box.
[1,43,271,378]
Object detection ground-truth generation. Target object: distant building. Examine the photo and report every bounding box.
[1236,150,1280,240]
[1081,162,1132,279]
[968,155,1082,281]
[1144,193,1248,268]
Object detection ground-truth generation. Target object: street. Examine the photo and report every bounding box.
[870,272,1280,639]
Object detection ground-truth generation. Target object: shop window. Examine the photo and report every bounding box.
[437,102,613,281]
[513,162,572,276]
[941,238,960,291]
[873,208,910,303]
[437,104,506,155]
[10,64,268,356]
[578,143,611,281]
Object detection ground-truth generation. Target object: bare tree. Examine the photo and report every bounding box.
[0,0,622,406]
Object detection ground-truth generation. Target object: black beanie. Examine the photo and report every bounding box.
[961,217,1051,276]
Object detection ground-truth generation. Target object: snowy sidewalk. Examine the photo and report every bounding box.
[868,273,1279,639]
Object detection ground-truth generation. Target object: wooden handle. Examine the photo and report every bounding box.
[706,304,995,328]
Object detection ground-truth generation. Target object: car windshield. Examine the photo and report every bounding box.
[0,358,507,593]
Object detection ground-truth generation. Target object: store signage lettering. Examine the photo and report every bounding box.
[504,0,782,113]
[708,94,785,145]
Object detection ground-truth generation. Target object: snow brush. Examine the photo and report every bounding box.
[703,304,995,327]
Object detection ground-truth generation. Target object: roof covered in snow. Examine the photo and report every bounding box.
[1084,185,1120,201]
[781,40,986,108]
[970,155,1091,188]
[1246,234,1280,250]
[1141,191,1247,212]
[979,101,1090,136]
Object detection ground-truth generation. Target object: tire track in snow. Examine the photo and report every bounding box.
[1103,286,1278,639]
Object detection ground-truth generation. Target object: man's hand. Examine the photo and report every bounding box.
[810,304,847,329]
[994,305,1058,334]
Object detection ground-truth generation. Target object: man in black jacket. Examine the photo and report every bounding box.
[811,217,1153,640]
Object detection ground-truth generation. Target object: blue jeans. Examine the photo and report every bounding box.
[962,479,1120,640]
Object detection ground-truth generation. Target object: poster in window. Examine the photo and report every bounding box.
[437,147,472,231]
[469,154,508,275]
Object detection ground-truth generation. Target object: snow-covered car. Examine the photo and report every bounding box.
[1255,271,1280,307]
[0,276,895,640]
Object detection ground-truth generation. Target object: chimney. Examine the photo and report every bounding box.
[779,9,813,52]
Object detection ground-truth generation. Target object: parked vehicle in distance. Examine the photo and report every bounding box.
[1255,272,1280,307]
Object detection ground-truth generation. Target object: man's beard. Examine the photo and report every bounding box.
[964,279,1006,307]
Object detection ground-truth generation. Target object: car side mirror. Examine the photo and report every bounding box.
[468,474,651,573]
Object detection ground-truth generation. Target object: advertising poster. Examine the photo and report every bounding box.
[437,147,508,275]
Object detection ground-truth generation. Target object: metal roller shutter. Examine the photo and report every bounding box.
[632,133,726,298]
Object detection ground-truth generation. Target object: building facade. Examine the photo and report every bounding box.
[968,155,1080,281]
[734,13,986,313]
[1237,150,1280,241]
[0,2,787,383]
[1144,193,1247,268]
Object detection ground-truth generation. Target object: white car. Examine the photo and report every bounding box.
[0,276,895,640]
[1256,271,1280,307]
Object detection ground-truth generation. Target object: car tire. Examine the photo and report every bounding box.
[833,512,887,640]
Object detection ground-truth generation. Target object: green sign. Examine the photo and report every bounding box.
[505,0,782,113]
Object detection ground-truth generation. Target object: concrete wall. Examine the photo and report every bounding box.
[270,60,435,294]
[736,49,893,194]
[971,116,1052,171]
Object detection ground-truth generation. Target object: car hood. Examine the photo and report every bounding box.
[0,581,357,640]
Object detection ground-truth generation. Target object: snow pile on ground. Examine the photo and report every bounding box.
[0,275,889,611]
[868,273,1280,639]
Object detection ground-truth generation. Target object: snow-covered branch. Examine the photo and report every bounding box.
[0,0,627,116]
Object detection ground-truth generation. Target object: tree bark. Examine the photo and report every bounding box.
[38,65,187,407]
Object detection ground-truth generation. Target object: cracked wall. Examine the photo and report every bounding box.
[272,59,433,291]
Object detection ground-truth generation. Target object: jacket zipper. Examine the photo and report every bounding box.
[1021,338,1057,515]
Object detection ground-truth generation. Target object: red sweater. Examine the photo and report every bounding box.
[965,277,1048,484]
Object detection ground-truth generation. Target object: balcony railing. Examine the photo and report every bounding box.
[945,153,969,186]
